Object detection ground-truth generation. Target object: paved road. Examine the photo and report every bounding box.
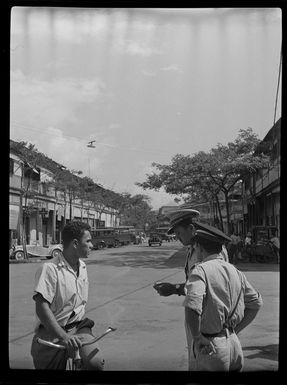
[9,241,279,371]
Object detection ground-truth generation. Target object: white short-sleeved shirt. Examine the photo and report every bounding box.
[33,252,89,331]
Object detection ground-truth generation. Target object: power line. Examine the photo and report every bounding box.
[10,121,173,157]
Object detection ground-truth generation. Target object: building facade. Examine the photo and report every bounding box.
[9,142,120,247]
[9,154,23,248]
[243,118,280,236]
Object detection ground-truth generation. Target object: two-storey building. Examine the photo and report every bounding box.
[9,140,120,247]
[243,118,280,235]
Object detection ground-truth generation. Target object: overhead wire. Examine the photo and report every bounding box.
[10,120,174,157]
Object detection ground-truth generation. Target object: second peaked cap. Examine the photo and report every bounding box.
[166,208,200,234]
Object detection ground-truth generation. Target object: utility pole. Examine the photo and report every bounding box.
[241,179,245,235]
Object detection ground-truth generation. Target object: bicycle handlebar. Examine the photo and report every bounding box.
[36,337,66,349]
[36,326,117,349]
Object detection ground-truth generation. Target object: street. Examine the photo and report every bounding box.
[9,241,279,371]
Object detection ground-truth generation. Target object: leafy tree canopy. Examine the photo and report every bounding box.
[136,128,271,232]
[137,128,270,199]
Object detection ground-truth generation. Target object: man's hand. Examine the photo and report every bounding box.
[194,334,216,356]
[62,334,83,358]
[153,282,177,296]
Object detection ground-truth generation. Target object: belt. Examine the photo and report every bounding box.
[202,326,234,338]
[63,320,81,332]
[38,320,81,332]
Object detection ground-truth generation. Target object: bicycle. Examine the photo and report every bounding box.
[36,326,116,370]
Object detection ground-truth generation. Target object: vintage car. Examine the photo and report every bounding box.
[154,232,172,242]
[148,234,162,247]
[9,243,63,261]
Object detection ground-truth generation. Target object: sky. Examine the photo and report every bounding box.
[10,7,282,210]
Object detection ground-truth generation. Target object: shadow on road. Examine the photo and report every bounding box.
[87,245,280,273]
[243,344,279,361]
[86,246,187,269]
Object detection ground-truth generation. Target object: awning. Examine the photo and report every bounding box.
[9,205,19,230]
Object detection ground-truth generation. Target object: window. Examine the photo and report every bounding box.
[24,164,41,181]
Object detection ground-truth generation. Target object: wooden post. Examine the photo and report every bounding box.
[52,202,57,243]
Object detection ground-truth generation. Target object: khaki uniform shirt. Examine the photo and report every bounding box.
[33,253,89,332]
[183,254,263,334]
[184,245,229,280]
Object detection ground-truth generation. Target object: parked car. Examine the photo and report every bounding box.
[154,232,172,242]
[148,235,162,247]
[9,243,63,260]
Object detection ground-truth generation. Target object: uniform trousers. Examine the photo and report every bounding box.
[31,318,105,370]
[192,330,244,371]
[185,320,243,372]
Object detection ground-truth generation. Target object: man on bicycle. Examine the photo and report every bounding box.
[31,221,105,370]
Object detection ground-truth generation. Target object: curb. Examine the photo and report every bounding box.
[9,258,44,264]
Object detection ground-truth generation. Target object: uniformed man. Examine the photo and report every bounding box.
[153,208,212,368]
[153,209,229,298]
[154,211,263,371]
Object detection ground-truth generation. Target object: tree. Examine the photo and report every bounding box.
[121,194,152,228]
[137,128,270,234]
[106,192,157,230]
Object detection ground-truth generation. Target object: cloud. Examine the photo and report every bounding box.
[10,70,113,181]
[161,65,183,73]
[44,59,70,70]
[142,70,156,77]
[10,70,105,127]
[109,123,121,130]
[126,41,160,57]
[116,40,163,57]
[10,123,113,182]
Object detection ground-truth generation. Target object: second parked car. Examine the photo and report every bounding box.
[148,235,162,247]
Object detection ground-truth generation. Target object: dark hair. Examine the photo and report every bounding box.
[62,221,91,248]
[195,236,223,254]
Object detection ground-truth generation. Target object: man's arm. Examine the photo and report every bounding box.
[234,308,260,334]
[34,293,82,356]
[184,307,216,355]
[35,293,68,340]
[235,274,263,334]
[153,282,185,296]
[184,307,201,337]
